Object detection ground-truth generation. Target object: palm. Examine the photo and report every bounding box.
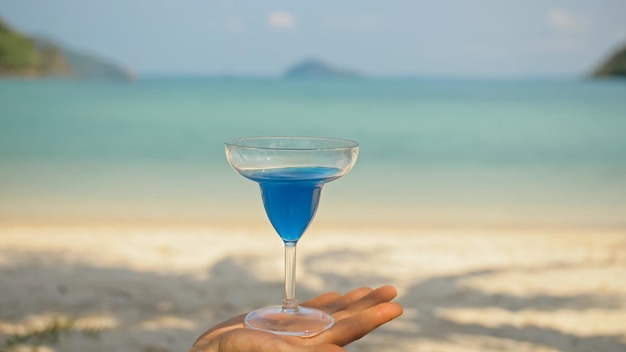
[190,286,403,352]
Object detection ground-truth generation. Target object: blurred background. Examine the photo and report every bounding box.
[1,2,626,352]
[1,0,625,228]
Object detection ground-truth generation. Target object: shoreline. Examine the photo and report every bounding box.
[1,218,625,234]
[2,159,626,232]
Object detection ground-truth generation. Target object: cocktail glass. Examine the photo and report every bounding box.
[225,136,359,337]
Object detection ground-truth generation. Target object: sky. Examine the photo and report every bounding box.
[1,0,625,77]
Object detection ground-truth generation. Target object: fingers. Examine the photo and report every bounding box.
[301,291,342,310]
[329,285,398,323]
[308,285,402,347]
[317,287,373,313]
[344,285,398,315]
[327,301,403,347]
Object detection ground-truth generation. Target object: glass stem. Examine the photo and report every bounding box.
[282,241,299,311]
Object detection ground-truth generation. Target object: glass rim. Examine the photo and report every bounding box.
[224,136,359,151]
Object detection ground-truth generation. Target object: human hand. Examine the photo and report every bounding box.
[190,285,403,352]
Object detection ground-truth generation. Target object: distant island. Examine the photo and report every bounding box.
[592,43,626,78]
[0,16,134,81]
[284,59,361,79]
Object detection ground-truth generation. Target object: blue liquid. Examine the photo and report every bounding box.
[243,167,341,243]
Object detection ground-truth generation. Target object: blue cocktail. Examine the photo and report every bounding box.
[225,137,359,337]
[243,167,340,242]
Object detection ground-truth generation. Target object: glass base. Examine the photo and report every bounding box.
[244,305,334,337]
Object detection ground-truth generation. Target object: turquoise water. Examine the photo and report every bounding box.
[1,78,625,227]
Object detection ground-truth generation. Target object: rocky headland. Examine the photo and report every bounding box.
[0,16,134,81]
[284,59,361,79]
[592,43,626,78]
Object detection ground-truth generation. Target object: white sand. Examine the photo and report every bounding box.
[1,223,625,352]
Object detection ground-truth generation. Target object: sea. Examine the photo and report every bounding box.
[1,77,625,229]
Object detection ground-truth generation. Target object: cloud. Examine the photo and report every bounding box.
[268,10,295,29]
[543,8,593,53]
[547,8,588,33]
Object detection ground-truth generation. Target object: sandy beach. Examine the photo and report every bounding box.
[1,222,625,352]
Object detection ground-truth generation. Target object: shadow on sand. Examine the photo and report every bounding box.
[0,248,624,352]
